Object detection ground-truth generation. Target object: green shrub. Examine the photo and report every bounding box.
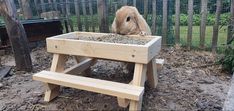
[172,13,230,26]
[218,39,234,73]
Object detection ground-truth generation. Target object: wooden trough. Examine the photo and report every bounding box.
[33,32,162,110]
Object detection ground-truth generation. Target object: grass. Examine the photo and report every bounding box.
[177,26,228,50]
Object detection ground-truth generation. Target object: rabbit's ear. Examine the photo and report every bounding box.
[132,7,152,35]
[111,17,117,33]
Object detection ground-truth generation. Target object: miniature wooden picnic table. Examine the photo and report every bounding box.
[33,32,161,110]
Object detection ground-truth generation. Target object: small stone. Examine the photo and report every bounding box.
[197,79,214,84]
[196,87,204,93]
[0,83,3,88]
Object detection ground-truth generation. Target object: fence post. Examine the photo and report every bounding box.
[200,0,208,49]
[97,0,109,33]
[0,0,32,71]
[144,0,148,20]
[89,0,95,32]
[21,0,33,19]
[74,0,82,31]
[59,0,64,15]
[133,0,136,7]
[82,0,89,32]
[175,0,180,44]
[33,0,40,16]
[187,0,193,50]
[162,0,168,46]
[227,0,234,44]
[40,0,46,12]
[122,0,127,6]
[212,0,222,53]
[65,0,70,16]
[151,0,156,35]
[53,0,58,11]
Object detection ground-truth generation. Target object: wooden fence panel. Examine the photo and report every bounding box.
[74,0,82,31]
[144,0,148,20]
[65,0,70,16]
[151,0,157,35]
[162,0,168,46]
[200,0,208,48]
[40,0,46,12]
[212,0,222,53]
[97,0,109,33]
[21,0,33,19]
[175,0,180,44]
[133,0,136,7]
[187,0,193,50]
[82,0,89,31]
[227,0,234,44]
[89,0,95,32]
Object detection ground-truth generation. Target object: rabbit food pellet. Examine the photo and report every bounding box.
[69,34,150,45]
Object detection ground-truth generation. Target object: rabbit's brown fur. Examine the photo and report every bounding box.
[111,6,152,74]
[112,6,151,35]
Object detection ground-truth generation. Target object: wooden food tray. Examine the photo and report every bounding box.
[46,32,161,64]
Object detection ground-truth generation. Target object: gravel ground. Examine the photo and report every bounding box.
[0,46,232,111]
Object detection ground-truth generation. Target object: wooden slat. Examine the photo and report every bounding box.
[47,38,148,64]
[33,71,144,101]
[63,58,94,74]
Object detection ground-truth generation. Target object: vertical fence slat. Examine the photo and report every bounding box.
[82,0,89,31]
[97,0,109,33]
[122,0,127,6]
[48,0,53,10]
[162,0,168,46]
[65,0,70,16]
[53,0,58,11]
[74,0,82,31]
[175,0,180,44]
[114,2,117,13]
[21,0,33,19]
[227,0,234,44]
[143,0,148,20]
[199,0,208,48]
[187,0,193,50]
[133,0,136,7]
[40,0,46,12]
[59,0,64,16]
[88,0,95,32]
[151,0,156,35]
[212,0,222,53]
[33,0,40,16]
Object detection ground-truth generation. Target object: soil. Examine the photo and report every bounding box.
[71,34,150,45]
[0,45,232,111]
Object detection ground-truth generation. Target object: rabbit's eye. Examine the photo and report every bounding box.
[126,17,131,22]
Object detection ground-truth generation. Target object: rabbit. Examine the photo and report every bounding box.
[111,6,152,74]
[111,6,151,36]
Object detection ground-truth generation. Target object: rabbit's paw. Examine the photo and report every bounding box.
[139,31,150,36]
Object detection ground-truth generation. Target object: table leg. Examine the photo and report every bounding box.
[146,57,158,88]
[129,63,147,110]
[44,54,66,102]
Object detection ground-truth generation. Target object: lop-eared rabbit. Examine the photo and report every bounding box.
[112,6,151,35]
[111,6,152,74]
